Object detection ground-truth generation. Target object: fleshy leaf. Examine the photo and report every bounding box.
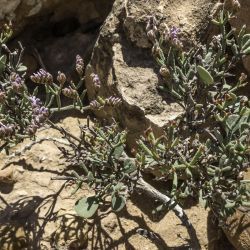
[0,55,7,72]
[17,64,27,72]
[226,114,240,131]
[113,145,124,159]
[111,194,126,212]
[197,65,214,86]
[75,196,99,218]
[123,158,136,173]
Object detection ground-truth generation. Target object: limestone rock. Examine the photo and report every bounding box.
[85,0,218,146]
[0,0,114,36]
[224,208,250,250]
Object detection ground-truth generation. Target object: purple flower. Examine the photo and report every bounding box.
[91,73,101,89]
[29,96,42,109]
[76,55,84,75]
[29,96,49,125]
[164,26,182,49]
[76,55,84,67]
[30,69,53,85]
[169,27,180,40]
[11,73,24,93]
[33,106,48,117]
[57,71,66,86]
[0,123,15,138]
[62,87,78,99]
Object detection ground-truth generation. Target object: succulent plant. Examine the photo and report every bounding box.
[139,9,250,221]
[51,9,250,230]
[54,120,137,218]
[0,6,249,247]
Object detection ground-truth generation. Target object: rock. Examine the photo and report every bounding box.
[0,0,114,36]
[224,208,250,250]
[222,168,250,250]
[2,0,115,80]
[0,166,14,183]
[85,0,218,146]
[39,32,97,76]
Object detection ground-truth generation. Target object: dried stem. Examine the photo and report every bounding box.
[136,177,201,249]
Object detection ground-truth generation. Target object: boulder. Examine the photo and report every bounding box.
[0,0,114,35]
[224,207,250,250]
[85,0,218,146]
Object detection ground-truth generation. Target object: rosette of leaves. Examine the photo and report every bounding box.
[56,121,137,218]
[138,9,250,221]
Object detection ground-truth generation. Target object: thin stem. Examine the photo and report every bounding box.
[136,177,201,249]
[50,104,90,113]
[51,176,77,181]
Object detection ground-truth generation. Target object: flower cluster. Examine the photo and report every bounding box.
[90,96,122,110]
[91,73,101,89]
[0,123,15,139]
[57,71,66,86]
[146,16,158,42]
[76,55,84,75]
[62,87,78,99]
[26,96,49,135]
[11,73,25,93]
[30,69,53,85]
[164,26,182,49]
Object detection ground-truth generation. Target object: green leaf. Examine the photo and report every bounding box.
[123,158,136,173]
[240,122,250,133]
[75,196,99,218]
[232,43,239,56]
[111,194,126,212]
[242,34,250,50]
[171,172,178,196]
[213,129,224,145]
[199,190,207,208]
[225,201,235,209]
[113,182,125,191]
[32,86,39,96]
[0,55,7,72]
[226,114,240,131]
[243,45,250,54]
[17,64,27,72]
[238,25,246,42]
[113,145,124,159]
[219,154,228,167]
[87,172,95,182]
[185,167,193,179]
[197,66,214,86]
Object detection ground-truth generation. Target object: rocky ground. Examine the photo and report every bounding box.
[0,117,235,250]
[0,0,249,249]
